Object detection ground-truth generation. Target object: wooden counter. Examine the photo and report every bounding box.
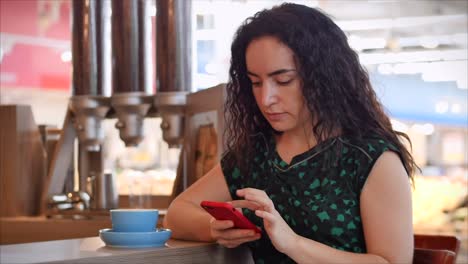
[0,216,111,245]
[0,237,254,264]
[0,211,167,245]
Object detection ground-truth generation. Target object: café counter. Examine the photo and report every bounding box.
[0,236,254,264]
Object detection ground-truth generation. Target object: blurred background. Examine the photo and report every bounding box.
[0,0,467,260]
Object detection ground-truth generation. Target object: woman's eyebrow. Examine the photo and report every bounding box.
[247,69,297,77]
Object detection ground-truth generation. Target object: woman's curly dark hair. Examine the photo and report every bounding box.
[224,3,418,180]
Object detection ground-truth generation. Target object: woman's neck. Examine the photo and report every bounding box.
[276,131,316,150]
[273,125,342,164]
[274,130,317,164]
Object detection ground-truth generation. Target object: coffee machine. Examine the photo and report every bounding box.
[43,0,194,218]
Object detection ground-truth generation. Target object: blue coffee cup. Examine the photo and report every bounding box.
[110,209,159,232]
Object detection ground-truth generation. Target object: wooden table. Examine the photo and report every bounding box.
[0,236,254,264]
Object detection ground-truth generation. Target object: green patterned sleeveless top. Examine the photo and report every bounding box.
[220,133,400,264]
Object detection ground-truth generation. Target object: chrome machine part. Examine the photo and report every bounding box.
[72,0,111,97]
[155,91,188,148]
[155,0,191,148]
[111,0,153,147]
[111,92,153,147]
[112,0,153,94]
[87,171,118,210]
[69,95,111,151]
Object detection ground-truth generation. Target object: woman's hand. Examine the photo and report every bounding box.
[209,217,261,248]
[231,188,299,253]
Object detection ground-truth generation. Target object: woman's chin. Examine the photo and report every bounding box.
[269,123,292,133]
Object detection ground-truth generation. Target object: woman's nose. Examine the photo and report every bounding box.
[261,82,279,106]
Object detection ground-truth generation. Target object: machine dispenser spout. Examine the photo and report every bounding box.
[111,93,153,147]
[69,96,110,151]
[155,91,188,148]
[70,0,112,150]
[111,0,153,147]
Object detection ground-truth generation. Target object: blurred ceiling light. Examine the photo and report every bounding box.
[337,14,467,31]
[399,33,468,49]
[348,35,386,51]
[456,78,467,90]
[411,123,435,135]
[375,61,467,90]
[435,101,449,114]
[452,34,468,47]
[377,64,393,75]
[419,37,439,49]
[60,50,72,62]
[422,124,435,135]
[421,61,467,85]
[451,103,462,114]
[390,119,409,133]
[391,62,422,75]
[360,49,467,65]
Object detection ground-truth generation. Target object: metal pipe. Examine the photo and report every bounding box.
[111,0,153,146]
[72,0,97,95]
[69,0,111,150]
[112,0,152,94]
[138,0,153,94]
[95,0,112,97]
[154,0,191,148]
[156,0,191,92]
[156,0,176,92]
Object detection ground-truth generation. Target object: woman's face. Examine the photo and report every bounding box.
[246,36,312,135]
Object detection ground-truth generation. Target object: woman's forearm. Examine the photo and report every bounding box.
[164,197,214,242]
[286,235,393,264]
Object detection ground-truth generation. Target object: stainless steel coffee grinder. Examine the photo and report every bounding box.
[43,0,190,219]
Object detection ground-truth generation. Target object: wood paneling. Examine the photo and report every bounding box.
[0,210,165,245]
[184,85,226,187]
[0,216,111,245]
[0,105,47,216]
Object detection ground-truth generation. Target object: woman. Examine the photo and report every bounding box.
[164,3,416,263]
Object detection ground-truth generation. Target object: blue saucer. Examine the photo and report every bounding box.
[99,228,172,248]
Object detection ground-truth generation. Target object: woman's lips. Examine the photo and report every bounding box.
[266,112,286,121]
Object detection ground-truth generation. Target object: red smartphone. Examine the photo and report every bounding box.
[200,201,261,233]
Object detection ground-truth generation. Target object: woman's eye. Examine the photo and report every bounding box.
[277,79,293,85]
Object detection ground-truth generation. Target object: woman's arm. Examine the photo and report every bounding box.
[163,163,232,241]
[359,151,414,262]
[236,151,414,263]
[289,151,413,263]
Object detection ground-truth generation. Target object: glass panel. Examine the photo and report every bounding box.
[103,118,179,198]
